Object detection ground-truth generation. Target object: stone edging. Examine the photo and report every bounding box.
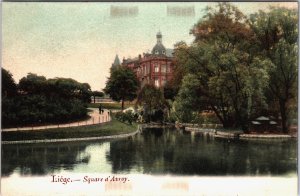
[185,127,216,132]
[141,123,175,129]
[239,133,292,139]
[185,127,294,140]
[2,128,140,145]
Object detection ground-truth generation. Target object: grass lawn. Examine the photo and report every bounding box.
[88,102,135,110]
[2,118,138,141]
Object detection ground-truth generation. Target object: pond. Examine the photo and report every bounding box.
[2,127,297,176]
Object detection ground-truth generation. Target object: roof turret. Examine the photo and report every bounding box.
[152,32,166,55]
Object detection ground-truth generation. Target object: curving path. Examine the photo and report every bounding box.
[2,108,111,132]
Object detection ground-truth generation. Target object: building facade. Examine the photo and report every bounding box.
[113,32,174,88]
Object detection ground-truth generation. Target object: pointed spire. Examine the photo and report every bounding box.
[112,54,121,68]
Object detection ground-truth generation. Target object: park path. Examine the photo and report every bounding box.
[2,108,111,132]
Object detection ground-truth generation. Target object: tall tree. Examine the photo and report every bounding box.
[173,3,271,130]
[250,7,298,132]
[104,67,139,110]
[137,84,166,122]
[173,74,203,123]
[1,68,17,97]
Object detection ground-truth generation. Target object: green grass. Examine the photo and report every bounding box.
[2,118,138,141]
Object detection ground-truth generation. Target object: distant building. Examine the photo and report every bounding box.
[113,32,174,88]
[111,54,121,68]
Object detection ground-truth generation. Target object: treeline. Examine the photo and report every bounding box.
[2,69,92,128]
[170,3,297,132]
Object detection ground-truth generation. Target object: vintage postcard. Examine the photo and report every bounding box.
[1,1,298,195]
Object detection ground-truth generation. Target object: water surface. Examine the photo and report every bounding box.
[2,128,297,176]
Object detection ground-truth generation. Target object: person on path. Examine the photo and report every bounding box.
[99,104,102,114]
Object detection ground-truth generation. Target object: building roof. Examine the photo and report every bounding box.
[119,32,174,65]
[112,55,121,67]
[166,49,174,57]
[152,43,167,55]
[151,31,167,55]
[124,57,139,64]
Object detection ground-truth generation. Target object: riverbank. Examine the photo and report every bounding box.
[2,119,138,143]
[184,126,296,140]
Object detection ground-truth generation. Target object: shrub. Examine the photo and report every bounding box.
[114,111,136,124]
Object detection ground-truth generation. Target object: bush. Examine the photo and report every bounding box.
[1,72,91,128]
[201,112,220,124]
[114,111,136,124]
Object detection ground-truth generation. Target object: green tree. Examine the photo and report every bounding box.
[46,78,91,103]
[250,7,298,132]
[91,91,105,103]
[104,67,139,110]
[1,68,17,97]
[174,3,271,130]
[19,73,47,95]
[163,82,177,101]
[137,84,166,122]
[2,71,91,127]
[173,74,203,123]
[2,68,18,127]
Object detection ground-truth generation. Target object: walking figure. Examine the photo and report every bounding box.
[99,104,102,114]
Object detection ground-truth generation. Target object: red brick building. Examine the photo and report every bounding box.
[112,32,174,88]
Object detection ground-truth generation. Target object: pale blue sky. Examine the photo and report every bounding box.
[2,2,297,90]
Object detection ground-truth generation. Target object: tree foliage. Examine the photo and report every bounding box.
[250,7,298,132]
[173,74,203,123]
[2,68,17,97]
[173,3,298,131]
[104,66,139,110]
[171,3,297,132]
[91,91,105,103]
[2,72,91,128]
[137,84,166,122]
[173,3,272,130]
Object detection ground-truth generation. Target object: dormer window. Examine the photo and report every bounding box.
[155,50,159,54]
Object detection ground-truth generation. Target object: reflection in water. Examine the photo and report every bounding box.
[2,142,91,176]
[2,128,297,177]
[106,128,297,176]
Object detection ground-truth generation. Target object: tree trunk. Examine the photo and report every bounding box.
[279,99,288,133]
[149,103,152,122]
[121,99,124,111]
